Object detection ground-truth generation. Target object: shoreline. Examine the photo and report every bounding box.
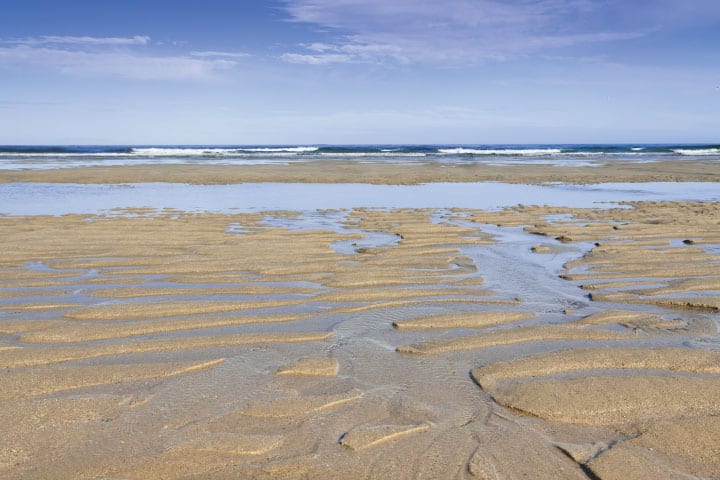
[0,158,718,184]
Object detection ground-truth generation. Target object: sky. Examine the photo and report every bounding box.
[1,0,719,145]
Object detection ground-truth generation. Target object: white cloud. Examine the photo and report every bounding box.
[0,45,237,81]
[190,50,251,59]
[10,35,150,46]
[281,52,354,65]
[279,0,649,65]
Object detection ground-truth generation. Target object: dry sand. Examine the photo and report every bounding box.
[1,195,720,479]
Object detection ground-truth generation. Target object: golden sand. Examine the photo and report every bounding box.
[21,313,307,343]
[339,423,430,451]
[168,433,283,456]
[485,376,720,425]
[2,200,720,478]
[242,389,363,418]
[0,359,223,401]
[472,347,720,389]
[468,428,589,479]
[88,285,317,298]
[392,311,534,330]
[0,332,332,368]
[64,299,306,321]
[397,325,634,354]
[276,357,339,376]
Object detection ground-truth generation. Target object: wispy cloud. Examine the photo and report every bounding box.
[279,0,648,65]
[10,35,150,46]
[190,50,251,59]
[281,52,353,65]
[0,36,240,81]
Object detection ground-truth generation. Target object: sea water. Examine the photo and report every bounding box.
[0,144,718,170]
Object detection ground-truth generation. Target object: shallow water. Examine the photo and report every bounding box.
[1,182,718,216]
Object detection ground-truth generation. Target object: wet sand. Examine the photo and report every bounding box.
[1,174,719,478]
[0,158,719,184]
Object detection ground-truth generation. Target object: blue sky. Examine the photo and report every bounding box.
[1,0,719,144]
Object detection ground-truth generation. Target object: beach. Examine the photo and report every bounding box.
[1,152,720,479]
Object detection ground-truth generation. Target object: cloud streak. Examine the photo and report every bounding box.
[190,50,251,59]
[0,35,247,81]
[10,35,150,46]
[0,45,237,81]
[279,0,649,65]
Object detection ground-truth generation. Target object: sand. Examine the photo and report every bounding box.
[481,375,720,425]
[242,389,363,418]
[276,357,339,376]
[468,427,589,479]
[340,423,430,451]
[397,325,635,355]
[21,313,307,343]
[0,359,224,401]
[168,433,284,455]
[0,158,718,184]
[392,311,535,329]
[0,332,333,368]
[2,193,720,478]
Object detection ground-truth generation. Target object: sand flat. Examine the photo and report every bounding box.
[486,376,720,425]
[64,299,306,320]
[313,287,489,303]
[277,357,339,376]
[340,423,430,450]
[168,433,283,455]
[242,389,363,417]
[0,359,224,401]
[1,159,718,185]
[471,347,720,389]
[468,428,589,480]
[397,325,634,354]
[2,200,720,478]
[89,285,317,298]
[0,331,333,368]
[22,313,307,343]
[392,311,534,330]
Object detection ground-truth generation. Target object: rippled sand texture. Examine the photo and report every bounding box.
[1,202,719,479]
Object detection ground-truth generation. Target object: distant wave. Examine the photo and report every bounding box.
[235,147,319,153]
[132,147,319,156]
[1,144,718,171]
[437,148,563,155]
[319,152,427,157]
[672,148,720,156]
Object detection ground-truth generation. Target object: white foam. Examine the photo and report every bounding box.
[437,148,563,155]
[131,147,318,156]
[132,148,238,156]
[319,152,427,157]
[564,151,650,156]
[672,148,720,156]
[237,147,319,153]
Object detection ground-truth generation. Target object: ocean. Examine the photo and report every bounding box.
[0,144,718,170]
